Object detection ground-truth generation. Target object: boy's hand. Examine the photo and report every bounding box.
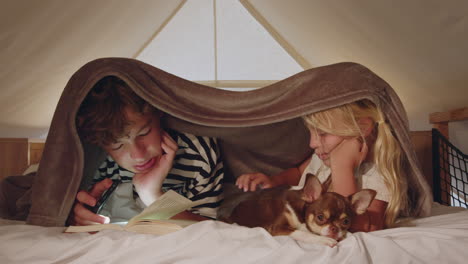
[70,178,112,225]
[236,173,273,192]
[133,131,178,206]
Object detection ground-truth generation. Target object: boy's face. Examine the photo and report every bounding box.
[103,107,164,174]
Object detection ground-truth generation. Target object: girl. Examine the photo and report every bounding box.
[236,99,407,231]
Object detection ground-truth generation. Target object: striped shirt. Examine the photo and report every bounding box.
[94,129,224,220]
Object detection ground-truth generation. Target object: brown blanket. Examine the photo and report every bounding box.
[10,58,431,226]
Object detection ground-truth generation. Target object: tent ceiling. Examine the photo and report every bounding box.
[137,0,303,85]
[0,0,467,138]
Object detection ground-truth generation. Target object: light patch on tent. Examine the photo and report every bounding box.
[216,0,303,81]
[137,0,216,81]
[137,0,303,88]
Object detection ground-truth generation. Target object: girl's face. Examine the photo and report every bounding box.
[103,107,163,174]
[308,128,345,167]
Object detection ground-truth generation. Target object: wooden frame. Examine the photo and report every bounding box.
[410,131,434,190]
[429,107,468,139]
[0,138,45,180]
[429,107,468,205]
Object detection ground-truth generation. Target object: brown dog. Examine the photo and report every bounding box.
[220,174,376,247]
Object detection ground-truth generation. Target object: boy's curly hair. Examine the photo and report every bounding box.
[76,76,157,147]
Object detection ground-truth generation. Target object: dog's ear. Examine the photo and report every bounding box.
[349,189,377,215]
[301,173,323,202]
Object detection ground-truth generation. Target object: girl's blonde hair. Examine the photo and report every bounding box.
[302,100,408,227]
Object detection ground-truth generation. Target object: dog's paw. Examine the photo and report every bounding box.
[290,230,338,247]
[317,236,338,247]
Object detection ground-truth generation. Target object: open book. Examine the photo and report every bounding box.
[65,190,202,235]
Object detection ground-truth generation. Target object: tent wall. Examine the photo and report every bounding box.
[0,0,467,150]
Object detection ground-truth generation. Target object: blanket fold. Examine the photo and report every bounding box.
[15,58,430,226]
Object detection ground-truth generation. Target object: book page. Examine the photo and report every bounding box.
[125,219,196,235]
[135,219,197,227]
[125,223,181,235]
[64,190,202,234]
[65,224,124,233]
[127,190,202,226]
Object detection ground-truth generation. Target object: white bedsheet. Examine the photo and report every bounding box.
[1,203,467,264]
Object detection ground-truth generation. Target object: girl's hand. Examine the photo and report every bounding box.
[236,173,273,192]
[330,137,368,171]
[328,137,368,197]
[133,131,178,206]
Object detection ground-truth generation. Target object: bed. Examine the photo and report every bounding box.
[0,60,466,263]
[0,203,467,264]
[1,132,466,263]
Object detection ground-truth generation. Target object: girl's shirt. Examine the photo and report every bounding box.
[295,154,390,202]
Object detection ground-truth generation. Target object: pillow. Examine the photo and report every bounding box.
[22,163,39,175]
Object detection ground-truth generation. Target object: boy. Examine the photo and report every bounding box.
[70,76,224,225]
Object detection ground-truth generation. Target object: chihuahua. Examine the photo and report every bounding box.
[220,174,376,247]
